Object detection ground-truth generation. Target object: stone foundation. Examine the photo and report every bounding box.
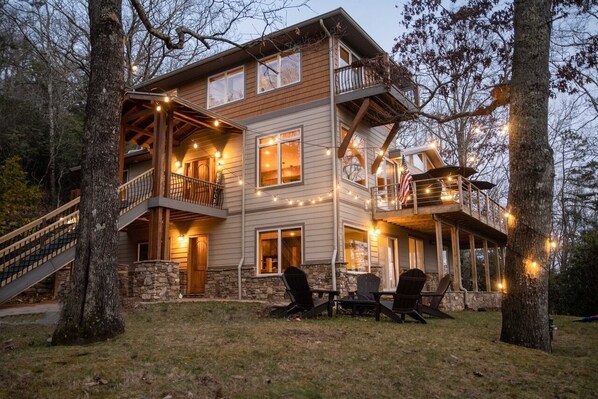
[129,260,180,301]
[442,291,502,311]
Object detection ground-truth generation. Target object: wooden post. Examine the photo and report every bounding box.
[337,98,370,158]
[458,176,464,211]
[483,240,491,292]
[118,125,125,185]
[165,108,173,198]
[435,218,444,279]
[470,234,478,291]
[450,226,461,290]
[412,181,418,214]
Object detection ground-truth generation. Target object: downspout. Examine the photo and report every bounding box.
[320,19,338,290]
[237,129,246,300]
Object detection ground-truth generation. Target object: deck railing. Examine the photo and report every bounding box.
[0,169,154,288]
[371,176,507,233]
[170,173,224,209]
[334,56,419,105]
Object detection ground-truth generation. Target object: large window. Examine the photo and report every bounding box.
[257,227,302,275]
[258,129,301,187]
[409,237,424,270]
[344,226,369,272]
[341,126,367,186]
[258,52,300,93]
[208,67,244,108]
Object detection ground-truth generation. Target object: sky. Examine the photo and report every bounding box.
[238,1,404,53]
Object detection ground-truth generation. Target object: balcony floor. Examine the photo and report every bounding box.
[374,204,507,247]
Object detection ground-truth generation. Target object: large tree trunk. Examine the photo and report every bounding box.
[501,0,554,352]
[53,0,125,345]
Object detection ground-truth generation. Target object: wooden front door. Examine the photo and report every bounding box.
[183,158,212,202]
[188,235,208,294]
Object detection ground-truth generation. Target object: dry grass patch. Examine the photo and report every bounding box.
[0,302,597,398]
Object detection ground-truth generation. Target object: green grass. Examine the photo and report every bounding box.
[1,302,597,398]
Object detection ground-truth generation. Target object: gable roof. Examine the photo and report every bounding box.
[136,8,385,92]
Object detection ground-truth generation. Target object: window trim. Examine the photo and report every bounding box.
[340,124,368,188]
[256,51,301,94]
[338,42,359,68]
[343,224,371,273]
[256,225,304,276]
[207,66,245,109]
[256,127,303,188]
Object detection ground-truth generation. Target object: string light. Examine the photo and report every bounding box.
[193,142,198,149]
[156,104,162,112]
[164,96,170,103]
[326,148,331,156]
[213,120,220,127]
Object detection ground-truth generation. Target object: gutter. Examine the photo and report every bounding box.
[321,19,338,291]
[238,129,247,300]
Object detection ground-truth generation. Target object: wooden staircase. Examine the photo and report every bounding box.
[0,169,154,303]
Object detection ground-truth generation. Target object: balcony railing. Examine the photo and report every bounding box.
[170,173,224,209]
[371,176,507,233]
[334,56,419,105]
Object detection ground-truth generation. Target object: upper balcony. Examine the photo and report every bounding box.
[371,176,507,245]
[334,56,419,126]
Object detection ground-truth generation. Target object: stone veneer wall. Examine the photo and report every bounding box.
[442,291,502,311]
[204,263,364,301]
[129,261,180,301]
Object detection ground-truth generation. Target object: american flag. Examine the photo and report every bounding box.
[397,156,413,204]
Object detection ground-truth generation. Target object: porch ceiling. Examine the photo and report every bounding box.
[378,212,507,247]
[122,92,245,147]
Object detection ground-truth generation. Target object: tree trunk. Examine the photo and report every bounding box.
[500,0,554,352]
[53,0,125,345]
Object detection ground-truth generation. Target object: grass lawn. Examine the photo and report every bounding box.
[1,302,597,398]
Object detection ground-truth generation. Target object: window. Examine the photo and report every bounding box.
[341,126,367,186]
[258,52,300,93]
[208,67,244,108]
[344,226,369,272]
[257,227,302,275]
[409,237,424,270]
[339,43,358,67]
[137,241,149,262]
[258,129,301,187]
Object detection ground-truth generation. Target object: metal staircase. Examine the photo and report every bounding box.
[0,169,154,303]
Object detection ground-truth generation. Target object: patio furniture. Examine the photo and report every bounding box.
[282,266,339,318]
[373,268,427,323]
[418,274,454,319]
[338,273,380,316]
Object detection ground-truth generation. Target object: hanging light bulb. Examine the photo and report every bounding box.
[193,142,198,149]
[326,148,331,156]
[213,120,220,127]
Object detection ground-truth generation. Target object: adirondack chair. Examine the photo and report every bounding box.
[373,268,427,323]
[418,274,454,319]
[338,273,380,315]
[281,266,339,318]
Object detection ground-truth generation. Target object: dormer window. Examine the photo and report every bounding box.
[258,52,301,93]
[207,67,244,108]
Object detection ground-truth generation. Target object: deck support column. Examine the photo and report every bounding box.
[483,240,491,292]
[149,107,170,260]
[450,226,461,290]
[469,234,478,292]
[434,218,444,280]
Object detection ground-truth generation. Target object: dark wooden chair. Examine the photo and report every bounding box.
[418,274,454,319]
[373,268,427,323]
[281,266,339,318]
[338,273,380,315]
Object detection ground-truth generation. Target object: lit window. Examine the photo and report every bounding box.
[344,226,369,272]
[258,129,301,187]
[408,237,424,270]
[258,52,300,93]
[341,126,366,186]
[208,67,244,108]
[258,227,302,275]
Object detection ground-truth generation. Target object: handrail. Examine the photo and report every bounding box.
[0,198,80,249]
[370,176,507,233]
[334,56,419,106]
[0,168,155,288]
[170,173,224,209]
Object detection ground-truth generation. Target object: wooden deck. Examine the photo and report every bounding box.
[371,176,507,246]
